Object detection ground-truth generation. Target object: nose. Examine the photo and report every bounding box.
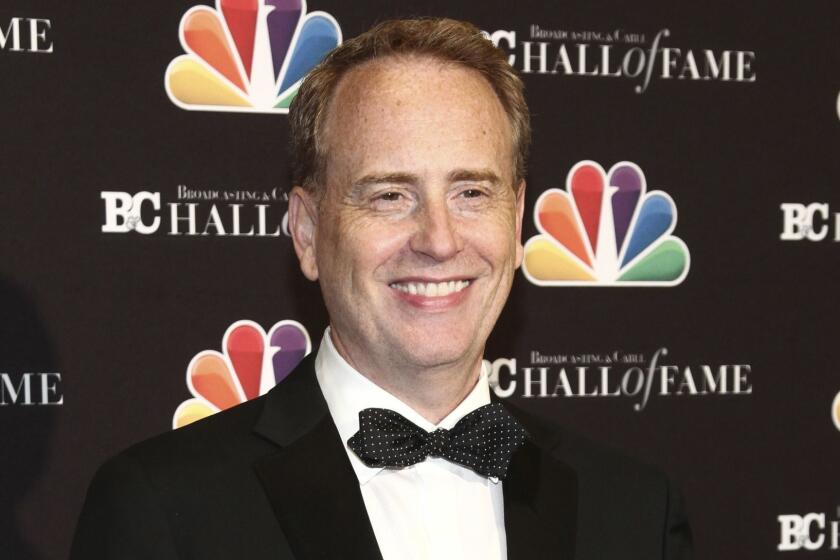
[409,198,463,261]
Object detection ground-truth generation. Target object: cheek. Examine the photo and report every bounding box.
[326,220,411,280]
[466,208,518,255]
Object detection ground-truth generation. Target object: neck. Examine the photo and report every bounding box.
[329,329,483,424]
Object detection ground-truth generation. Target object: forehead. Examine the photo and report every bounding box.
[320,55,514,182]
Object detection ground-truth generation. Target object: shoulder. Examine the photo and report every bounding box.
[71,393,299,558]
[504,401,693,558]
[505,399,673,497]
[89,353,321,492]
[94,395,273,491]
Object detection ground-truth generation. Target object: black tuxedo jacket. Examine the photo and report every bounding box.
[70,353,692,559]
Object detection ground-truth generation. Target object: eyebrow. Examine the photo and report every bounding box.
[351,172,418,193]
[350,168,502,194]
[447,168,502,185]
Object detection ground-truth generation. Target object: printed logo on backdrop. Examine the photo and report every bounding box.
[522,161,689,286]
[483,27,755,93]
[100,186,290,237]
[0,372,63,405]
[173,320,311,428]
[780,202,840,242]
[778,510,840,551]
[485,349,752,411]
[0,17,53,53]
[165,0,341,113]
[783,201,840,437]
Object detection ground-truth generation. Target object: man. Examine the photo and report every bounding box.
[71,18,692,559]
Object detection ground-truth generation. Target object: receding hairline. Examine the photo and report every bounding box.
[315,53,519,187]
[288,17,531,195]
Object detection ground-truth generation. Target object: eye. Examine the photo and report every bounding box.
[460,188,485,199]
[369,190,411,212]
[378,191,403,202]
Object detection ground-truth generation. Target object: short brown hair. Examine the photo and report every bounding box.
[288,17,531,192]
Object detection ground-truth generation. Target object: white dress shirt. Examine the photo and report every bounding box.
[314,328,507,560]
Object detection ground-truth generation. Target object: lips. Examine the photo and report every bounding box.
[389,279,471,297]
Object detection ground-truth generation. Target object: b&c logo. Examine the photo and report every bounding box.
[778,512,840,551]
[0,17,53,53]
[780,202,840,242]
[0,372,63,405]
[173,320,310,428]
[165,0,341,113]
[100,188,289,237]
[522,161,690,286]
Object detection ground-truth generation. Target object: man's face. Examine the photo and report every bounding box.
[291,56,525,375]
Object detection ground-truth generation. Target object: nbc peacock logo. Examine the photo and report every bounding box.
[522,161,690,286]
[165,0,342,113]
[173,320,311,428]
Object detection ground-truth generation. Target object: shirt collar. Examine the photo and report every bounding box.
[314,327,492,485]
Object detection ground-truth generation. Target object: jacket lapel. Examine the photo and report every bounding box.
[251,355,575,560]
[499,399,578,560]
[252,353,383,560]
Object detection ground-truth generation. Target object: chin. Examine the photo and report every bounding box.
[397,337,477,370]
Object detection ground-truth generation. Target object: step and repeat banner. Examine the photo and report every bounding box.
[2,1,838,558]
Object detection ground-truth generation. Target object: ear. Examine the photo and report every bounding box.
[514,179,526,269]
[288,186,320,281]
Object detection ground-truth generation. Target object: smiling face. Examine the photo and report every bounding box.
[290,56,525,378]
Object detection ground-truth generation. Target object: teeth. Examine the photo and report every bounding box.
[390,280,471,297]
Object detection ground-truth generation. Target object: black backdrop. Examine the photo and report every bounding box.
[2,1,839,558]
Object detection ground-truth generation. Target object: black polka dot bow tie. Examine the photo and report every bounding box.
[347,403,527,480]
